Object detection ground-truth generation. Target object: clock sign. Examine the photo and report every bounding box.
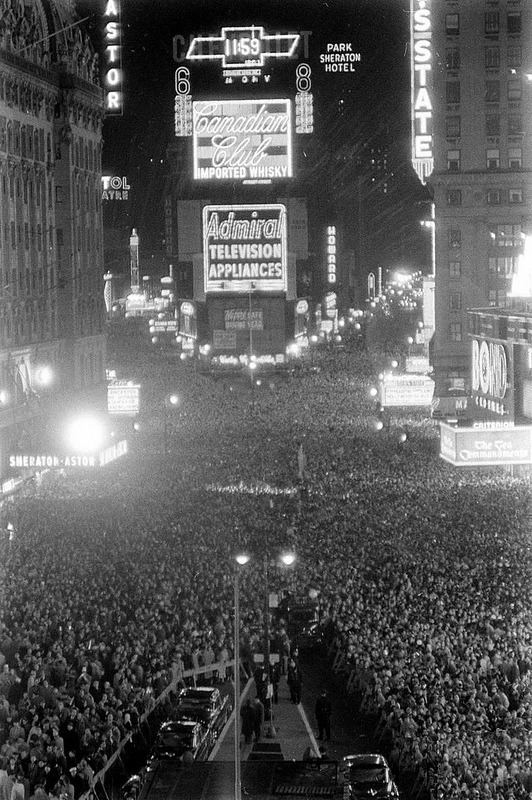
[187,26,300,70]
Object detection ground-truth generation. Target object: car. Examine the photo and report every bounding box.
[174,686,231,737]
[343,753,399,799]
[148,719,211,764]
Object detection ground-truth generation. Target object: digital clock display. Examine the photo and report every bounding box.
[223,28,263,66]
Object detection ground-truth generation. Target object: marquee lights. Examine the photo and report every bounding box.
[410,0,433,183]
[103,0,123,115]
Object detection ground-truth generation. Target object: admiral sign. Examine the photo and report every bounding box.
[440,423,532,466]
[193,99,292,182]
[203,204,287,294]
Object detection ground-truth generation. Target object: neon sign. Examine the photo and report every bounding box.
[187,26,300,69]
[203,204,287,294]
[193,99,292,183]
[471,339,509,415]
[101,176,129,200]
[326,226,337,284]
[103,0,123,115]
[410,0,433,183]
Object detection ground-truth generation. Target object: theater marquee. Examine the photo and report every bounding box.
[193,99,292,183]
[203,204,287,294]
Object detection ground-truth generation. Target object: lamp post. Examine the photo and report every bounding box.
[163,393,179,455]
[234,553,250,800]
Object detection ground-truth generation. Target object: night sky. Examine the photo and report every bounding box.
[78,0,428,271]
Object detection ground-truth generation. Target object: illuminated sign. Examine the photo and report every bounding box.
[180,302,195,316]
[187,26,299,69]
[295,64,313,134]
[8,441,128,470]
[440,423,532,466]
[174,67,192,137]
[103,0,123,115]
[203,204,287,294]
[325,292,337,319]
[296,299,309,315]
[101,176,129,200]
[380,374,434,407]
[410,0,433,183]
[193,99,292,183]
[326,226,337,285]
[320,42,361,72]
[107,381,141,416]
[471,339,509,416]
[225,309,263,330]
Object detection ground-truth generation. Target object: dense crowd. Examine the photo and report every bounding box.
[0,348,531,800]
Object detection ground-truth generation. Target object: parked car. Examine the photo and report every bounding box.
[148,719,211,764]
[343,754,399,799]
[174,686,231,737]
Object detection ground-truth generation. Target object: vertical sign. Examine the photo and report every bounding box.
[103,0,123,115]
[326,225,337,285]
[411,0,433,183]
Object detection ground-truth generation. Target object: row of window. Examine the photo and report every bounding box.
[447,224,522,248]
[446,11,522,36]
[448,255,519,279]
[446,45,522,70]
[446,147,522,170]
[0,118,101,171]
[447,81,523,108]
[446,187,524,205]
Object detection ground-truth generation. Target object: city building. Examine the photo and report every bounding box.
[0,1,106,478]
[411,0,532,400]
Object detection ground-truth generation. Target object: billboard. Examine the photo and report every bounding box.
[380,374,434,407]
[193,99,292,182]
[107,381,141,416]
[440,423,532,466]
[203,204,287,294]
[471,338,513,418]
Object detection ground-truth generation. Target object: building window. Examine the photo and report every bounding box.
[509,188,523,204]
[507,46,522,68]
[486,149,500,169]
[485,12,499,34]
[485,81,500,103]
[486,115,500,136]
[446,48,460,70]
[447,189,462,206]
[446,14,459,35]
[494,224,522,246]
[507,12,521,34]
[446,116,461,137]
[449,260,461,277]
[449,292,462,310]
[508,115,523,136]
[450,322,462,342]
[485,46,500,68]
[447,150,460,171]
[488,289,497,306]
[508,80,522,101]
[448,229,461,248]
[487,189,502,205]
[508,148,522,168]
[446,82,461,104]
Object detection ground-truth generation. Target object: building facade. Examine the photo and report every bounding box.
[411,0,532,397]
[0,0,106,477]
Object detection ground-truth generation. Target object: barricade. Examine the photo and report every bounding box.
[81,658,237,800]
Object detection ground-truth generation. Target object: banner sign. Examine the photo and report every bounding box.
[203,204,287,294]
[380,374,434,407]
[9,440,128,470]
[224,309,264,330]
[193,99,292,182]
[440,423,532,466]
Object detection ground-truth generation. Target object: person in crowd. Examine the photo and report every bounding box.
[240,699,254,746]
[315,690,332,742]
[287,659,302,705]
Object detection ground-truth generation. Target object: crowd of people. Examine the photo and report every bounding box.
[0,346,531,800]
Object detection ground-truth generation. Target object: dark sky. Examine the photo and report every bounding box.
[77,0,427,267]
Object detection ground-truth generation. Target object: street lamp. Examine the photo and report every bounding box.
[163,393,179,454]
[234,552,250,800]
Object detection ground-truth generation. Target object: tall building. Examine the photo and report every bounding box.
[0,0,106,476]
[411,0,532,398]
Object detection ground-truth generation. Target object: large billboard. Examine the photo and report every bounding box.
[440,423,532,466]
[203,204,287,294]
[193,99,292,182]
[471,338,513,418]
[380,374,434,407]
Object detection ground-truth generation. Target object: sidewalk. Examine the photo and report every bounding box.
[211,675,320,762]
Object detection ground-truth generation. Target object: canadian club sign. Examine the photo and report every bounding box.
[203,204,287,294]
[471,339,510,417]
